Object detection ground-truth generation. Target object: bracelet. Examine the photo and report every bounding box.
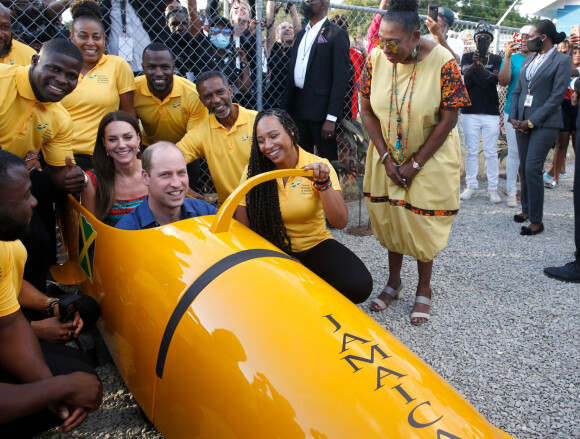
[314,178,332,192]
[316,181,333,192]
[380,151,389,164]
[44,297,60,316]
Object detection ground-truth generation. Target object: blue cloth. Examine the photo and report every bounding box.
[502,53,526,115]
[115,196,217,230]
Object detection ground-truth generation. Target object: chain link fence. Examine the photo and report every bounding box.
[2,0,522,200]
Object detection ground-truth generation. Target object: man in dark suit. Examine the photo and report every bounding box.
[544,74,580,282]
[282,0,351,161]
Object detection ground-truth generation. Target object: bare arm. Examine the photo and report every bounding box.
[498,42,516,87]
[234,205,250,227]
[303,162,348,229]
[289,4,301,33]
[43,0,72,19]
[80,174,96,216]
[0,372,102,428]
[425,17,459,63]
[0,310,52,383]
[265,0,276,57]
[187,0,202,38]
[19,280,83,343]
[119,91,136,119]
[234,49,252,93]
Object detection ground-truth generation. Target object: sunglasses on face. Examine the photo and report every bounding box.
[377,36,408,54]
[210,27,232,36]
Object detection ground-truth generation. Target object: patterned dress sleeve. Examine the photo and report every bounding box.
[358,54,373,100]
[440,59,471,109]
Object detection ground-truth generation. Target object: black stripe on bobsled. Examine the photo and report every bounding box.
[156,249,295,378]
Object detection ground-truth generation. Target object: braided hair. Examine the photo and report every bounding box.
[246,109,300,254]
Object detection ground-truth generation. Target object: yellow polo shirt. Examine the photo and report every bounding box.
[0,39,37,66]
[61,55,135,155]
[134,75,208,146]
[0,240,26,317]
[177,105,256,205]
[0,64,74,166]
[239,147,341,252]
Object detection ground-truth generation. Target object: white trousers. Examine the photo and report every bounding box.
[462,113,500,191]
[503,112,520,196]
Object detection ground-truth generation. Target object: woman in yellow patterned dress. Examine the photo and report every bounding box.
[359,0,470,325]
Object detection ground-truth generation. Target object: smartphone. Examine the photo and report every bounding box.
[428,4,438,21]
[572,25,580,37]
[477,35,488,59]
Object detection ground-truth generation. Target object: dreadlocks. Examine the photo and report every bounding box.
[246,109,300,254]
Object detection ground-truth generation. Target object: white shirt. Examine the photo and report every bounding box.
[293,18,326,89]
[293,18,336,121]
[107,0,151,72]
[526,46,556,83]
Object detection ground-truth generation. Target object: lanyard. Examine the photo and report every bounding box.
[121,0,127,34]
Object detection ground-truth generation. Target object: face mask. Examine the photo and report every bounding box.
[526,37,543,53]
[301,2,315,21]
[210,34,230,49]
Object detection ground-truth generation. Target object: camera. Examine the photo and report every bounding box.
[58,294,84,322]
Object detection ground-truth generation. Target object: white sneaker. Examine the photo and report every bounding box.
[460,185,478,200]
[487,190,501,204]
[506,194,517,207]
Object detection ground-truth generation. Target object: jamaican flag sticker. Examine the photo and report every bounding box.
[78,213,97,282]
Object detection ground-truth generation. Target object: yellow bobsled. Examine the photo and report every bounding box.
[54,170,515,439]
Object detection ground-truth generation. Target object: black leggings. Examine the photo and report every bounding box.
[291,239,373,304]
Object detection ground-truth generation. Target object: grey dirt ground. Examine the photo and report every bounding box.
[37,164,579,439]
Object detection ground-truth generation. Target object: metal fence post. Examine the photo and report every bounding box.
[256,0,264,111]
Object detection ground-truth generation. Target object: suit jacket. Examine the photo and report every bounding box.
[509,49,572,129]
[282,19,351,122]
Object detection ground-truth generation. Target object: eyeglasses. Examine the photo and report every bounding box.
[378,36,409,54]
[210,27,232,36]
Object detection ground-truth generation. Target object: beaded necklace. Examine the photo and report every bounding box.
[387,44,419,166]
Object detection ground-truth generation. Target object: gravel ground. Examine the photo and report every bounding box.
[37,163,579,439]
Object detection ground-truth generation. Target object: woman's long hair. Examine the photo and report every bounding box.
[92,111,141,221]
[246,109,299,253]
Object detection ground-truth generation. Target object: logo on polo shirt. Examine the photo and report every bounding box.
[290,179,301,188]
[241,134,249,141]
[172,102,181,108]
[36,123,48,130]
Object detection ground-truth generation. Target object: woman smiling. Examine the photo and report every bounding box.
[81,112,147,226]
[235,109,373,304]
[61,0,136,170]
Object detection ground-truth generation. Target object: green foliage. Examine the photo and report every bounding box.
[417,0,531,29]
[338,0,380,37]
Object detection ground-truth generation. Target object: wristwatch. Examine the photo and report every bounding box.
[412,158,423,170]
[527,120,535,129]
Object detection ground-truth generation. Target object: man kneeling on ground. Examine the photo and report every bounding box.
[0,150,102,438]
[116,142,217,230]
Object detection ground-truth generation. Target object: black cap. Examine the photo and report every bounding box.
[438,7,454,27]
[209,16,232,30]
